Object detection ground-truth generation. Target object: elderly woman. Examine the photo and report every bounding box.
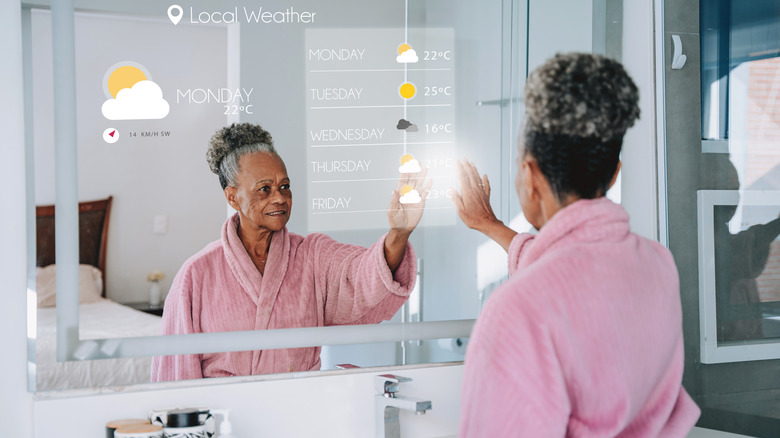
[151,123,430,381]
[456,53,700,436]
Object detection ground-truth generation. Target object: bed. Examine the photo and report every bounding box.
[35,196,163,391]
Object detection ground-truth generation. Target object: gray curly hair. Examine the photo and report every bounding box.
[206,123,279,190]
[522,53,640,201]
[524,52,640,142]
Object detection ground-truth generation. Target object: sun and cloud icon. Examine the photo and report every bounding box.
[398,155,422,204]
[399,184,422,204]
[396,43,419,64]
[101,62,170,120]
[399,154,422,174]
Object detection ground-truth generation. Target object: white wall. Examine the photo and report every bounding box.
[30,10,228,303]
[0,0,35,434]
[527,0,594,73]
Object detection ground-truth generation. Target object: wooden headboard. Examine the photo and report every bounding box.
[35,196,113,297]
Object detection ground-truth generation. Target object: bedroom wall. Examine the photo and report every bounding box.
[30,10,229,304]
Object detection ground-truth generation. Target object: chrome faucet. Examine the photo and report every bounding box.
[375,374,432,438]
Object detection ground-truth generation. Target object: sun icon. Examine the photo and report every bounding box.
[400,154,414,165]
[399,82,416,99]
[401,185,414,196]
[398,43,412,55]
[103,61,152,99]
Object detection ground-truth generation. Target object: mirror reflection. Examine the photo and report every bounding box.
[31,0,514,390]
[702,155,780,343]
[151,123,430,381]
[699,1,780,346]
[28,0,623,391]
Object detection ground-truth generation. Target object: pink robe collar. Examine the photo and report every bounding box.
[221,214,292,372]
[518,197,631,269]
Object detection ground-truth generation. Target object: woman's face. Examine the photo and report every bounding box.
[227,152,292,232]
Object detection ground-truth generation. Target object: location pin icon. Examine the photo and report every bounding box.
[168,5,183,25]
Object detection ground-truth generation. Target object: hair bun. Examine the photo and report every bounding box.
[206,123,274,175]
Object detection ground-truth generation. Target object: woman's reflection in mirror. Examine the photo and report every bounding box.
[151,123,431,381]
[702,154,780,342]
[456,53,701,436]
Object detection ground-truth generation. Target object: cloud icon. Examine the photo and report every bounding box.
[399,159,422,174]
[101,80,170,120]
[396,49,419,63]
[400,189,422,204]
[396,119,411,130]
[406,124,419,132]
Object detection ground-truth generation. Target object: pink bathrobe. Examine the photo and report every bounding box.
[151,214,416,381]
[460,198,700,437]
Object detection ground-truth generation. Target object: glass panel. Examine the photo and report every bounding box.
[669,0,780,434]
[699,0,780,348]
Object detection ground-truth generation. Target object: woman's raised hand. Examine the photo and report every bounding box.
[387,166,433,233]
[451,159,517,252]
[451,159,499,231]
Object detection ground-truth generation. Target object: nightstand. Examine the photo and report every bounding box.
[125,302,164,317]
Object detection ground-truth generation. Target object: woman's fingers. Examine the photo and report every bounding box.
[389,188,401,211]
[465,159,483,189]
[397,171,412,192]
[482,174,491,197]
[456,159,472,192]
[450,188,465,212]
[413,166,429,193]
[420,175,434,201]
[456,158,490,198]
[458,158,486,194]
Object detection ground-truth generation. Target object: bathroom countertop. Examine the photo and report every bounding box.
[695,389,780,438]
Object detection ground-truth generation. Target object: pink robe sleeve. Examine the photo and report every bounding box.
[310,233,416,326]
[508,233,536,275]
[150,266,204,382]
[460,286,570,437]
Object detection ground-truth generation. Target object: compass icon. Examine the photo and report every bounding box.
[103,128,119,144]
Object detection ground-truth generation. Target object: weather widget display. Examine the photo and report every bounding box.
[306,27,456,231]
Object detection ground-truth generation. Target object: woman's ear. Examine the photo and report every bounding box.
[224,186,239,211]
[520,160,536,200]
[525,159,547,202]
[608,161,622,190]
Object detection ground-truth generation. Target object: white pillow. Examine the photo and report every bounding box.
[36,264,104,307]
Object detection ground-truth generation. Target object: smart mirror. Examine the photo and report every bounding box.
[25,0,526,392]
[26,0,622,392]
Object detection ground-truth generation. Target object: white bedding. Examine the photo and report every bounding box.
[36,298,162,391]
